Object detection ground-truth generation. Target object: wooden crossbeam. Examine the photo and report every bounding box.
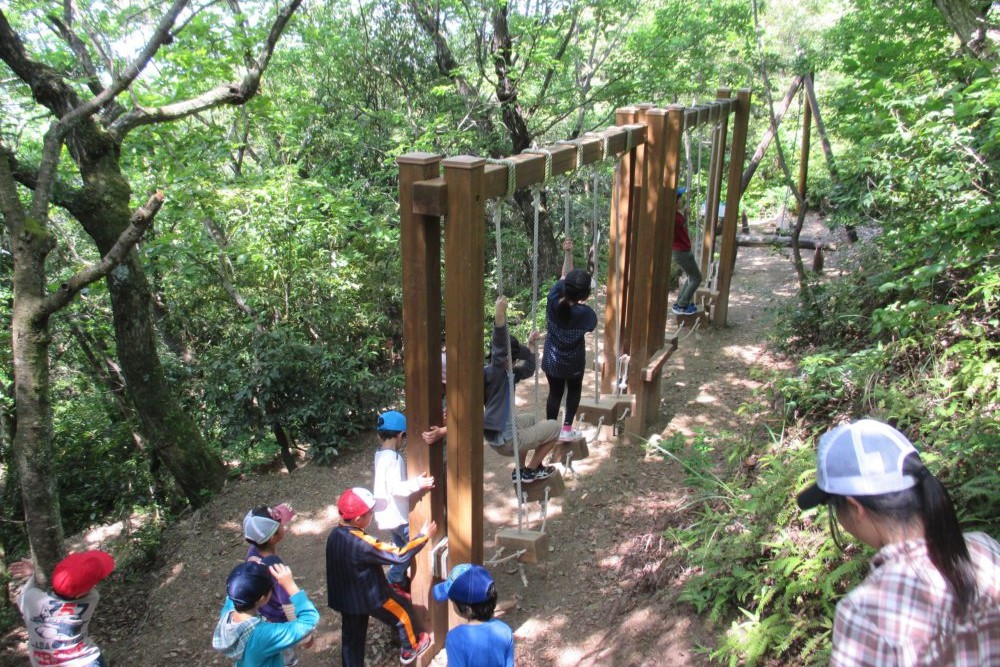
[410,124,648,217]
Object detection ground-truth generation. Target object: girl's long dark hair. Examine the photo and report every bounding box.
[834,453,976,614]
[557,270,591,323]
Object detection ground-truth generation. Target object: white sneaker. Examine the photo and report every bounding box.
[559,427,580,441]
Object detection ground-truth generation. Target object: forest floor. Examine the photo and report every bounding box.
[2,215,839,667]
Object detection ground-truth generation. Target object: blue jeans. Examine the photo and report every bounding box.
[672,249,702,307]
[388,523,410,584]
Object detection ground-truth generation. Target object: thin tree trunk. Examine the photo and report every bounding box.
[2,154,65,581]
[803,74,858,243]
[741,75,802,194]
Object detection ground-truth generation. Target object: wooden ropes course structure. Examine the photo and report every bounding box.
[396,88,751,660]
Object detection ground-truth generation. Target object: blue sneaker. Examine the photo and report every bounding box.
[683,303,698,315]
[671,303,685,315]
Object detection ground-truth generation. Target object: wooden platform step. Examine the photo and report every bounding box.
[576,394,634,423]
[672,310,709,327]
[513,470,565,503]
[496,527,550,564]
[550,437,589,464]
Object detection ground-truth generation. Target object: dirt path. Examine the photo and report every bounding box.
[2,217,829,667]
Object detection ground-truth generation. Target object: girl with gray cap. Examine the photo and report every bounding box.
[797,419,1000,666]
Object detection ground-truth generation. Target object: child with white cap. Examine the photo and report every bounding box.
[243,502,311,665]
[10,550,115,667]
[325,487,436,666]
[434,563,514,667]
[797,418,1000,666]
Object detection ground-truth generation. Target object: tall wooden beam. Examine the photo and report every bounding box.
[397,152,446,657]
[601,108,640,395]
[624,106,657,436]
[636,106,683,434]
[713,89,752,327]
[441,157,486,575]
[701,89,732,284]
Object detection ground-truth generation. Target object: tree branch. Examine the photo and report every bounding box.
[39,191,164,316]
[529,9,578,115]
[5,151,85,216]
[108,0,303,139]
[59,0,189,130]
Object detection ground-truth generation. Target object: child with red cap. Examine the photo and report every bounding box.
[243,503,312,666]
[325,487,436,666]
[10,549,115,667]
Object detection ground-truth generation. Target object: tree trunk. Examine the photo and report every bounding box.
[2,156,65,580]
[68,138,226,505]
[932,0,999,60]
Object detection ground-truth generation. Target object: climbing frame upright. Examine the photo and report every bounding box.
[395,89,750,665]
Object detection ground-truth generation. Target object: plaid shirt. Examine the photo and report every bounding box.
[832,531,1000,666]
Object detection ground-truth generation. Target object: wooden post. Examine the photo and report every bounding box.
[637,106,683,434]
[398,152,446,655]
[713,89,752,327]
[624,106,657,436]
[601,108,640,395]
[441,156,486,576]
[701,89,731,284]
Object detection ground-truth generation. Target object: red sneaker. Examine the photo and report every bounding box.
[400,632,431,665]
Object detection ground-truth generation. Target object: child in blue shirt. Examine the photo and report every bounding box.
[213,561,318,667]
[434,564,514,667]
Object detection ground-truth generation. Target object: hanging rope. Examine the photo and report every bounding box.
[591,166,603,403]
[486,158,529,528]
[530,187,541,410]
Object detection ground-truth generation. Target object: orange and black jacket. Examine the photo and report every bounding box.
[325,524,429,614]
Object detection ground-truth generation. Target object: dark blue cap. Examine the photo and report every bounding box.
[226,561,272,608]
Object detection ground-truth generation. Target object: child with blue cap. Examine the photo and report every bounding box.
[213,560,318,667]
[434,564,514,667]
[373,409,435,596]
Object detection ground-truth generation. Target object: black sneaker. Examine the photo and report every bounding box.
[531,465,556,480]
[512,467,537,483]
[400,632,431,665]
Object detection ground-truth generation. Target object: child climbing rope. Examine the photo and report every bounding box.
[542,239,597,441]
[423,296,559,483]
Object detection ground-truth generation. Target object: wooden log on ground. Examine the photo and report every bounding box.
[736,234,838,251]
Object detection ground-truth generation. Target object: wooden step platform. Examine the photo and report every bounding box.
[495,527,550,564]
[513,470,565,503]
[672,309,709,327]
[550,437,589,464]
[576,394,634,423]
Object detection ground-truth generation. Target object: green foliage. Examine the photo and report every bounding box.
[661,425,863,666]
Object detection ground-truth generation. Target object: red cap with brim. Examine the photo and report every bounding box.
[52,550,115,599]
[337,487,387,520]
